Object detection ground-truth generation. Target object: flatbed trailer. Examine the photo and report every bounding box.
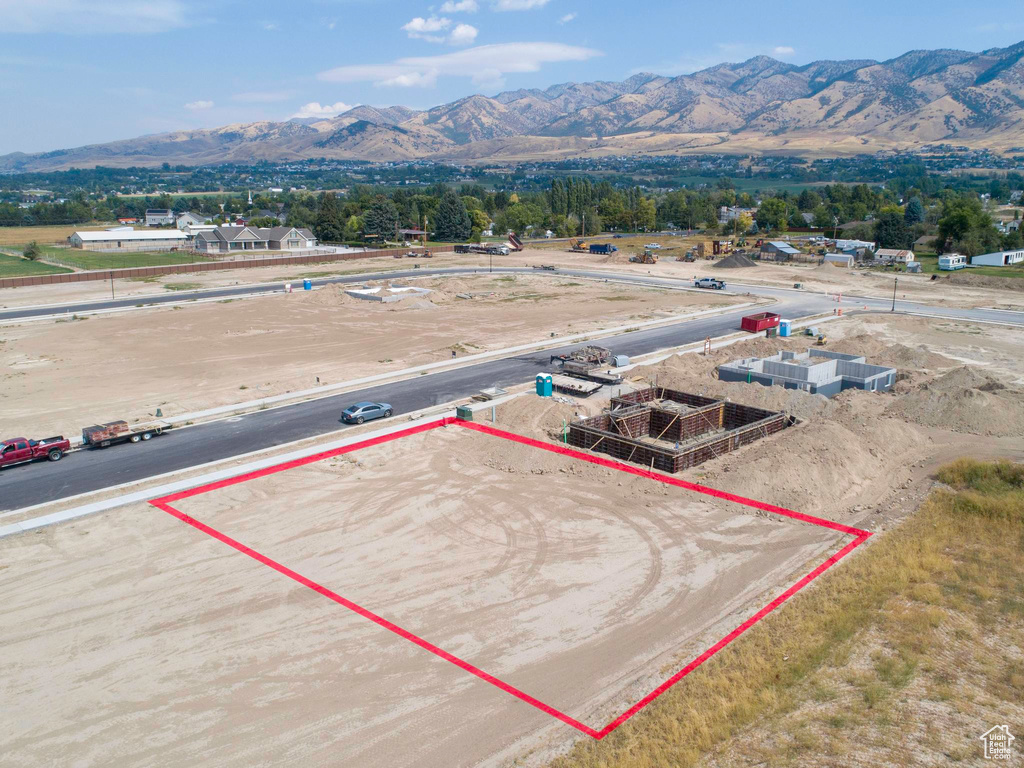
[82,420,171,448]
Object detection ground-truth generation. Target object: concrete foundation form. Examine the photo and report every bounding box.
[719,348,897,396]
[566,387,790,473]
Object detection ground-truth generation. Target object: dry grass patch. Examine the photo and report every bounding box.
[548,460,1024,768]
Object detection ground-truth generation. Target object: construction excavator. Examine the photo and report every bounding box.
[569,237,589,252]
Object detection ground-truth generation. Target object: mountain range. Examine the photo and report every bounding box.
[4,41,1024,172]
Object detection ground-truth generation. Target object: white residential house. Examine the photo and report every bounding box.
[874,249,914,265]
[176,211,212,230]
[145,208,175,226]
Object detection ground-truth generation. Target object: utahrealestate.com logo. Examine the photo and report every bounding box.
[979,725,1015,760]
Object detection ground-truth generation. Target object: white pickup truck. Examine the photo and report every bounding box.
[694,277,726,290]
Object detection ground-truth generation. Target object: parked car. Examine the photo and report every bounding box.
[341,401,393,424]
[645,242,662,249]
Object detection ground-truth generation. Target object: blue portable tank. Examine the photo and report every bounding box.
[303,279,312,290]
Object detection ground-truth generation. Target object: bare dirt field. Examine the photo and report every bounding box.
[0,425,842,768]
[3,276,1024,767]
[0,273,737,438]
[3,242,1022,313]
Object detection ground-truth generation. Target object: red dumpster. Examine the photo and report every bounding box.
[741,312,781,333]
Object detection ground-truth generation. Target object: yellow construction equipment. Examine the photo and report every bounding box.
[629,249,658,264]
[568,237,589,252]
[816,333,828,346]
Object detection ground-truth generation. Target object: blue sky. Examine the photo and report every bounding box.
[1,0,1023,154]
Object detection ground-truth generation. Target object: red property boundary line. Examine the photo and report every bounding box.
[150,417,872,740]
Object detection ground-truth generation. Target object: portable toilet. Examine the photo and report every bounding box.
[779,319,791,337]
[303,279,312,290]
[535,373,553,397]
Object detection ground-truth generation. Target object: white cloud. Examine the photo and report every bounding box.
[493,0,551,10]
[290,101,356,119]
[232,91,291,103]
[261,21,279,31]
[440,0,478,12]
[1,0,189,34]
[559,12,576,24]
[773,46,795,56]
[318,42,601,89]
[402,15,451,42]
[184,100,214,110]
[448,23,478,46]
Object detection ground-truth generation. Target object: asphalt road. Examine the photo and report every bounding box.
[2,266,1021,511]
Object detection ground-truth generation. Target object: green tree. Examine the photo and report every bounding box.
[434,189,472,242]
[874,211,912,249]
[23,241,41,261]
[314,192,345,242]
[755,198,789,231]
[469,209,490,237]
[904,196,925,225]
[363,195,399,240]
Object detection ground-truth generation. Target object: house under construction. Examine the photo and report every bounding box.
[566,387,791,473]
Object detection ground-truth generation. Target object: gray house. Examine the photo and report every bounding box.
[194,226,269,254]
[145,208,175,226]
[176,211,213,230]
[263,226,317,250]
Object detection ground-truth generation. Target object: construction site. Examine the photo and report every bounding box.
[1,245,1024,768]
[566,388,791,473]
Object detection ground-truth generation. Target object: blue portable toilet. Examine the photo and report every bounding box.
[779,319,791,337]
[536,373,553,397]
[303,279,312,291]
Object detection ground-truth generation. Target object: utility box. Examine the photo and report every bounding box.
[613,354,630,368]
[456,405,475,421]
[536,374,553,397]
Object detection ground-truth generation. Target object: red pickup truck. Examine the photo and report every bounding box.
[0,436,71,468]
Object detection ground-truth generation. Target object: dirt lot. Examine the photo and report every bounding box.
[0,426,841,768]
[2,242,1023,312]
[0,273,736,438]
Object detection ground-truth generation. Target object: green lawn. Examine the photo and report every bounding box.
[25,244,211,271]
[0,252,73,278]
[875,254,1024,279]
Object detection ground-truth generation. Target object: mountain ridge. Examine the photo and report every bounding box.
[4,42,1023,172]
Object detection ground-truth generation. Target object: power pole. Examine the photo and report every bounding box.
[891,277,897,312]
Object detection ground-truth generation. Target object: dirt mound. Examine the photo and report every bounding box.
[302,284,363,307]
[713,253,757,269]
[944,271,1024,293]
[493,394,598,439]
[885,366,1024,436]
[828,333,957,371]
